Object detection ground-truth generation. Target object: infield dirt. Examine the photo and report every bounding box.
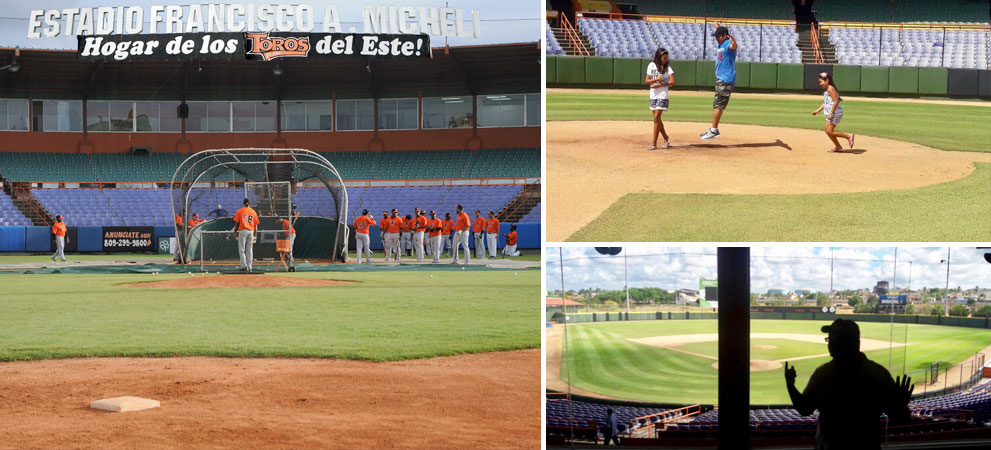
[547,120,991,241]
[0,350,538,449]
[120,275,357,289]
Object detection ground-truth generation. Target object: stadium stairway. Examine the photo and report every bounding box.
[550,26,596,56]
[499,181,541,222]
[798,28,838,64]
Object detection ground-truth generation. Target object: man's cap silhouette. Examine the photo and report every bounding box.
[821,318,859,340]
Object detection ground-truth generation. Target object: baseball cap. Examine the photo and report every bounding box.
[712,26,729,37]
[821,318,859,340]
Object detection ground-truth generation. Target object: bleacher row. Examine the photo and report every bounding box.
[603,0,986,24]
[548,381,991,439]
[563,17,988,69]
[0,148,540,183]
[26,185,528,227]
[578,19,802,63]
[0,190,31,226]
[830,27,989,69]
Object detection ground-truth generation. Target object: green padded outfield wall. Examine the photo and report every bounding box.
[547,55,557,84]
[614,57,643,86]
[696,60,716,87]
[776,63,805,90]
[832,65,862,92]
[889,66,919,94]
[556,56,586,84]
[733,61,751,88]
[585,56,614,85]
[749,62,778,89]
[670,59,697,87]
[918,67,949,95]
[861,66,890,93]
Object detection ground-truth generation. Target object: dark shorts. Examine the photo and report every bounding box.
[649,98,669,111]
[713,80,734,110]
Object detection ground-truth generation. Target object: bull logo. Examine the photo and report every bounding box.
[246,32,310,61]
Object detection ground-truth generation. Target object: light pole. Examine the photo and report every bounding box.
[941,248,951,316]
[624,248,630,314]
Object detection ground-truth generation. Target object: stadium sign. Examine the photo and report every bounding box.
[102,227,155,252]
[28,4,480,38]
[77,32,430,61]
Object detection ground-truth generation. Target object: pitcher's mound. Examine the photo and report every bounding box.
[752,344,777,350]
[122,275,357,289]
[712,359,782,371]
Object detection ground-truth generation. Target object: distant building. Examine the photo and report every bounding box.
[676,289,700,305]
[794,289,816,296]
[767,288,789,296]
[546,297,584,314]
[874,281,890,297]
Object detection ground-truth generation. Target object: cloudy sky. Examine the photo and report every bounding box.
[0,1,539,49]
[547,247,991,294]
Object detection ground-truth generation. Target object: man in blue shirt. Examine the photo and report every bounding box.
[701,25,738,140]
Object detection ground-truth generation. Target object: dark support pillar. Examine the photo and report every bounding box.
[718,247,750,450]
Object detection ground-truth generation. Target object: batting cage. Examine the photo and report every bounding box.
[169,148,349,266]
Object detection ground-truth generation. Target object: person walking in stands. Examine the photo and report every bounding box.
[700,24,738,141]
[383,209,404,262]
[784,318,914,449]
[173,209,185,262]
[485,211,500,259]
[353,209,376,264]
[51,214,67,262]
[441,213,455,257]
[452,204,471,265]
[604,408,621,446]
[501,224,521,258]
[401,214,413,257]
[275,215,296,272]
[427,210,443,263]
[413,210,427,261]
[232,198,259,272]
[473,210,487,258]
[646,47,675,150]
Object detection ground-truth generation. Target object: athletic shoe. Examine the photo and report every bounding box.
[662,140,670,148]
[701,128,720,140]
[849,134,856,148]
[51,256,55,261]
[647,145,657,150]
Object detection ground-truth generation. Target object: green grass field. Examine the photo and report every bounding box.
[571,162,991,241]
[548,90,991,152]
[550,90,991,241]
[0,269,539,361]
[558,319,991,404]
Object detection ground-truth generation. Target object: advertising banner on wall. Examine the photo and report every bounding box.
[78,32,430,61]
[102,227,155,252]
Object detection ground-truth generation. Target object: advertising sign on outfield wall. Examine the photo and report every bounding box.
[102,227,155,252]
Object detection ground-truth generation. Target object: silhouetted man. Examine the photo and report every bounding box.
[784,318,914,450]
[603,408,620,446]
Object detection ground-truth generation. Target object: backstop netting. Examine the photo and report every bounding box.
[170,148,349,264]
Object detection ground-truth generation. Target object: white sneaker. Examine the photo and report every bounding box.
[701,128,720,140]
[662,141,670,148]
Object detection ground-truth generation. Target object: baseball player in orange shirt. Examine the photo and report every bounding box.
[427,210,443,263]
[473,210,487,259]
[188,213,206,228]
[51,214,67,262]
[452,204,471,264]
[501,224,521,258]
[413,211,427,261]
[353,209,376,264]
[401,214,413,258]
[380,211,389,256]
[485,211,501,258]
[275,215,297,272]
[232,198,260,272]
[441,213,455,257]
[174,209,185,262]
[383,209,404,262]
